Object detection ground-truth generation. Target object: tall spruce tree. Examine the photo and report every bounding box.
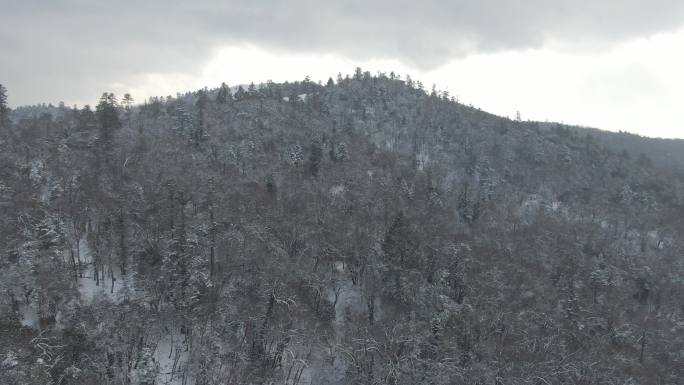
[0,84,9,127]
[95,92,121,144]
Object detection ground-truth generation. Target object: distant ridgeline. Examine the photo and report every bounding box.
[538,121,684,171]
[0,71,683,384]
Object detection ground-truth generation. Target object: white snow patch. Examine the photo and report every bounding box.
[77,266,129,304]
[1,352,19,370]
[327,278,375,341]
[78,237,91,262]
[330,184,345,196]
[19,302,38,328]
[416,151,430,171]
[154,329,191,385]
[76,238,131,304]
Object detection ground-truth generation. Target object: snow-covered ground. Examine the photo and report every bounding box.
[329,261,380,339]
[76,238,129,304]
[153,328,191,385]
[18,302,38,328]
[76,267,127,303]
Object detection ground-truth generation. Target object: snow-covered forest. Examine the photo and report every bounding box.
[1,70,683,384]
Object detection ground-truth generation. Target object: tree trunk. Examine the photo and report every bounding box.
[70,247,78,281]
[209,207,215,280]
[76,237,82,278]
[639,329,646,363]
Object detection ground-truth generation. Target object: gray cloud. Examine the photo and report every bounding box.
[2,0,684,105]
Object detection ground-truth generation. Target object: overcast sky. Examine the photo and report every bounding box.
[2,1,684,138]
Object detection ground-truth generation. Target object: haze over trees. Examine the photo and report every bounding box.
[1,71,683,384]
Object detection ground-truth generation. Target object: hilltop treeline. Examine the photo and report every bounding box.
[1,70,683,384]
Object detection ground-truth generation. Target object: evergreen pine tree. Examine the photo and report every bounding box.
[216,82,230,103]
[0,84,9,127]
[95,92,121,145]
